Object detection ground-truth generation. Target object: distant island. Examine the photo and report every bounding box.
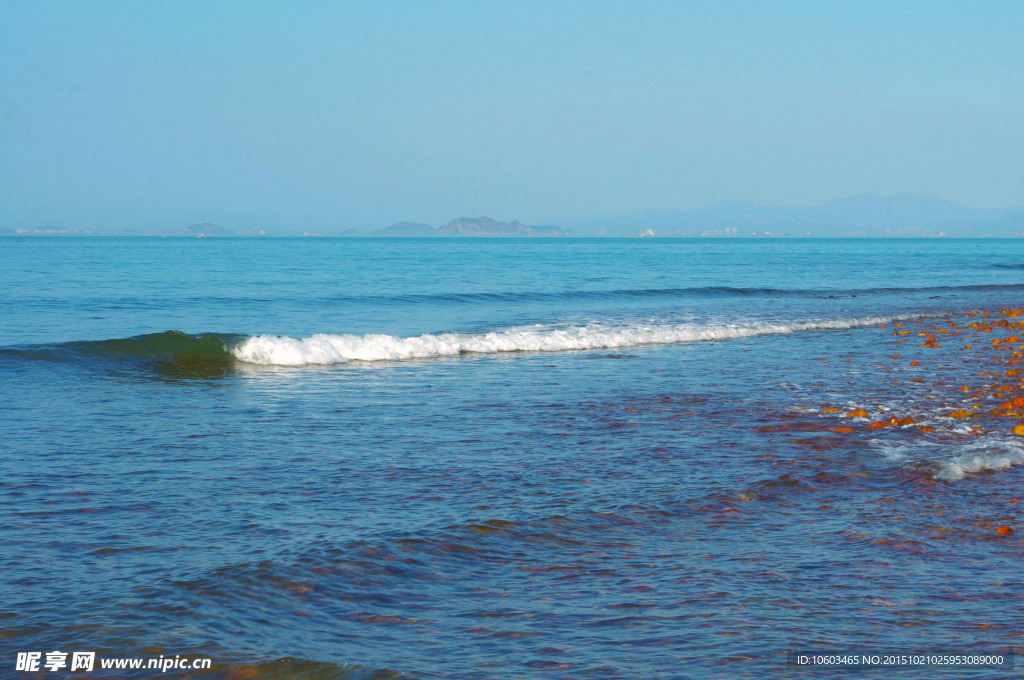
[373,216,569,237]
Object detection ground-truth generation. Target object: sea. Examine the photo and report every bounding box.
[3,236,1024,679]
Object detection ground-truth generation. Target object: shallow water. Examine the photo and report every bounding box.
[3,237,1024,678]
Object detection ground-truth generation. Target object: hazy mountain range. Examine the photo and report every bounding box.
[4,195,1024,237]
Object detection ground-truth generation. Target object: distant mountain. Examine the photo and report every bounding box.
[564,194,1024,237]
[373,221,436,236]
[435,216,568,237]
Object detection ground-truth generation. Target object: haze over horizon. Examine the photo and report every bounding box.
[1,2,1022,233]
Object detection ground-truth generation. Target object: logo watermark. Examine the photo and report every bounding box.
[15,651,212,673]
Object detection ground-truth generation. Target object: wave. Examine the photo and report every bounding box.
[291,282,1024,305]
[936,440,1024,481]
[880,438,1024,482]
[0,331,240,378]
[231,315,913,366]
[338,286,805,304]
[67,283,1012,309]
[25,330,239,361]
[2,314,916,368]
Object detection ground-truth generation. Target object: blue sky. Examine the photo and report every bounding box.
[1,1,1022,232]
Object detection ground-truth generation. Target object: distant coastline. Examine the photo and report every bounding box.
[372,216,570,237]
[4,194,1024,238]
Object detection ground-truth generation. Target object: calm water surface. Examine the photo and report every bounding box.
[3,238,1024,678]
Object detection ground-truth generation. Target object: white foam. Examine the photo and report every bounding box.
[231,315,908,366]
[936,440,1024,481]
[878,438,1024,482]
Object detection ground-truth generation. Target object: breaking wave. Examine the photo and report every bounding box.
[231,315,912,366]
[880,438,1024,482]
[936,440,1024,481]
[0,314,921,369]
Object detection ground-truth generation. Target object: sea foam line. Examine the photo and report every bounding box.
[231,314,911,366]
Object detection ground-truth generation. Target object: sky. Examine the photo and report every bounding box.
[1,1,1022,233]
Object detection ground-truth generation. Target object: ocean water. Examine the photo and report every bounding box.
[3,237,1024,678]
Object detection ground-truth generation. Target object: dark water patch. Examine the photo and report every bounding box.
[152,512,663,609]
